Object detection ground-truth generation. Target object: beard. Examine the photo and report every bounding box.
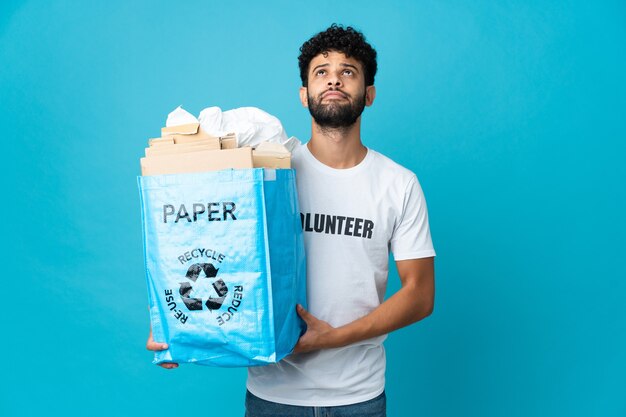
[307,90,366,129]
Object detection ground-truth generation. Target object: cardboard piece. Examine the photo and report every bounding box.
[252,142,291,169]
[252,153,291,169]
[161,123,200,136]
[145,142,221,157]
[147,138,221,149]
[220,133,238,149]
[149,137,175,146]
[141,147,254,176]
[168,132,218,144]
[160,123,220,144]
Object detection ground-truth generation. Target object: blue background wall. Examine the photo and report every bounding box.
[1,1,624,416]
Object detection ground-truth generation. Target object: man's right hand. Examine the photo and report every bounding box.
[146,328,178,369]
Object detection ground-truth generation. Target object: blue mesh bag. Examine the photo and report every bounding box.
[137,168,306,367]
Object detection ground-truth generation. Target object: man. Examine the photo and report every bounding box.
[148,24,436,416]
[246,24,436,416]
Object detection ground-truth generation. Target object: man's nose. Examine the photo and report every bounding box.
[327,75,342,87]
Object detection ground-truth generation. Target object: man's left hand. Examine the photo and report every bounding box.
[293,304,337,353]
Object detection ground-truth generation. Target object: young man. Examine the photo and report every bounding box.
[245,24,436,416]
[147,24,435,417]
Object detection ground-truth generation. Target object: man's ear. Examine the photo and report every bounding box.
[299,86,309,108]
[365,85,376,106]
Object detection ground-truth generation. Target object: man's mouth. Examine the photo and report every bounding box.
[321,90,348,100]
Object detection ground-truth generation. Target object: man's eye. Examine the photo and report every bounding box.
[343,70,353,76]
[316,70,326,76]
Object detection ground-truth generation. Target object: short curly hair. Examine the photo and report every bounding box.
[298,24,378,87]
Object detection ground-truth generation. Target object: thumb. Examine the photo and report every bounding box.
[296,304,314,324]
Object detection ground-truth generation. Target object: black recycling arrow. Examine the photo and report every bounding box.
[205,279,228,311]
[185,263,218,282]
[178,262,228,312]
[179,282,203,310]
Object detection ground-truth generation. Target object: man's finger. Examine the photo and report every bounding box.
[159,363,178,369]
[146,341,169,351]
[296,304,314,323]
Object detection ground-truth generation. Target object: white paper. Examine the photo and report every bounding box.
[166,106,199,127]
[198,106,290,148]
[283,136,302,153]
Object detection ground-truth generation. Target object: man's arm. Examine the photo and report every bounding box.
[294,256,435,353]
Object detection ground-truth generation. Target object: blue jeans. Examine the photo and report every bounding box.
[244,390,386,417]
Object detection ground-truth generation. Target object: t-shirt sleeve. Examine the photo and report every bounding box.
[390,175,436,261]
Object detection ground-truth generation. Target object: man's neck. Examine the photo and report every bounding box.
[307,118,368,169]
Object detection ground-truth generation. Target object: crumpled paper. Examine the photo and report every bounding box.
[165,105,300,152]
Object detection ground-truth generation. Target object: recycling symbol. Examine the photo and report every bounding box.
[179,263,228,311]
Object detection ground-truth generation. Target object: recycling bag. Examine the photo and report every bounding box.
[138,168,306,367]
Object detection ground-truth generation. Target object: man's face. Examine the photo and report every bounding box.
[300,51,375,129]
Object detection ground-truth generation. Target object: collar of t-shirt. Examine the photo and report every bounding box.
[300,143,374,177]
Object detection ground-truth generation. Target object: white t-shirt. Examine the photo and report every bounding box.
[247,143,436,406]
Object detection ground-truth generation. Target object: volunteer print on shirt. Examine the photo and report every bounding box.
[300,212,374,239]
